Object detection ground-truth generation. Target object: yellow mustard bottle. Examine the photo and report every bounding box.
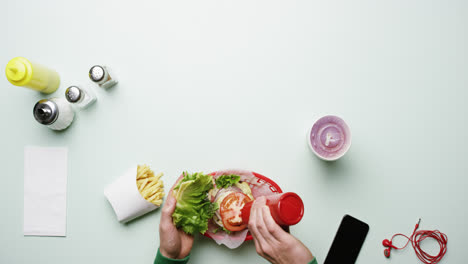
[5,57,60,94]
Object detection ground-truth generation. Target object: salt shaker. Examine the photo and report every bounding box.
[89,65,117,89]
[33,98,75,130]
[65,85,96,109]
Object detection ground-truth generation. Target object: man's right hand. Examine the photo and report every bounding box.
[248,196,314,264]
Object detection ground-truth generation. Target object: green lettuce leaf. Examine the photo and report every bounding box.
[215,174,241,188]
[172,172,214,235]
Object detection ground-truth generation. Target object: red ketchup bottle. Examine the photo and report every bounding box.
[241,192,304,226]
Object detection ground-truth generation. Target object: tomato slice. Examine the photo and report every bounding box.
[220,192,252,232]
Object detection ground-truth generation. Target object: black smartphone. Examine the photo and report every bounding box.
[324,215,369,264]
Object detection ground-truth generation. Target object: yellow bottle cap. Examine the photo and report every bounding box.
[5,57,33,86]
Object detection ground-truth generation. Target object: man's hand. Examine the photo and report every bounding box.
[248,196,314,264]
[159,193,193,259]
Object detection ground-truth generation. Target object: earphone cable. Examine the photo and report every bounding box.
[387,219,447,264]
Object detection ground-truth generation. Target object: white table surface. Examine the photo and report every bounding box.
[1,0,467,263]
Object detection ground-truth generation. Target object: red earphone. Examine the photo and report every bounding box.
[382,239,397,257]
[382,219,448,264]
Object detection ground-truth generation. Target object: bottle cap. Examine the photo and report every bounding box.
[5,57,33,86]
[277,192,304,226]
[89,65,105,82]
[65,86,82,103]
[33,99,59,125]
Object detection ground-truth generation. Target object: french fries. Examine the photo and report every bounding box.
[136,164,164,206]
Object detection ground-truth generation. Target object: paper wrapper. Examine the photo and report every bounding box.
[104,166,159,223]
[205,169,283,249]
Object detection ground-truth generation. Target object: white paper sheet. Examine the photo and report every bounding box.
[24,146,68,236]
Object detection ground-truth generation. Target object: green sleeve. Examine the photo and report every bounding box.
[153,248,315,264]
[154,248,190,264]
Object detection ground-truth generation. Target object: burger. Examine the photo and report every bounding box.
[209,174,253,232]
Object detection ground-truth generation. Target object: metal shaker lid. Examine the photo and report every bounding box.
[65,86,82,103]
[89,65,105,82]
[33,99,59,125]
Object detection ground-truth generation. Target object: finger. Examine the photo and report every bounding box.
[251,232,261,252]
[160,192,176,224]
[248,198,258,232]
[179,229,195,245]
[249,197,269,246]
[248,196,265,232]
[255,204,277,244]
[249,213,265,258]
[261,205,288,240]
[250,231,266,259]
[170,174,185,192]
[248,197,260,234]
[251,207,276,263]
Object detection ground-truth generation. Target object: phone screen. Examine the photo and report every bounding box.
[324,215,369,264]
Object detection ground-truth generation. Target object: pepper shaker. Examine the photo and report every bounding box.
[89,65,117,89]
[33,98,75,130]
[65,85,97,109]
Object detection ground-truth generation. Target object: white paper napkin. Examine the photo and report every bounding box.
[24,146,68,236]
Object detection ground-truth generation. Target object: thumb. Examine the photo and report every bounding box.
[161,193,177,224]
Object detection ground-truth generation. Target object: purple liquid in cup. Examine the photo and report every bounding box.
[308,115,351,161]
